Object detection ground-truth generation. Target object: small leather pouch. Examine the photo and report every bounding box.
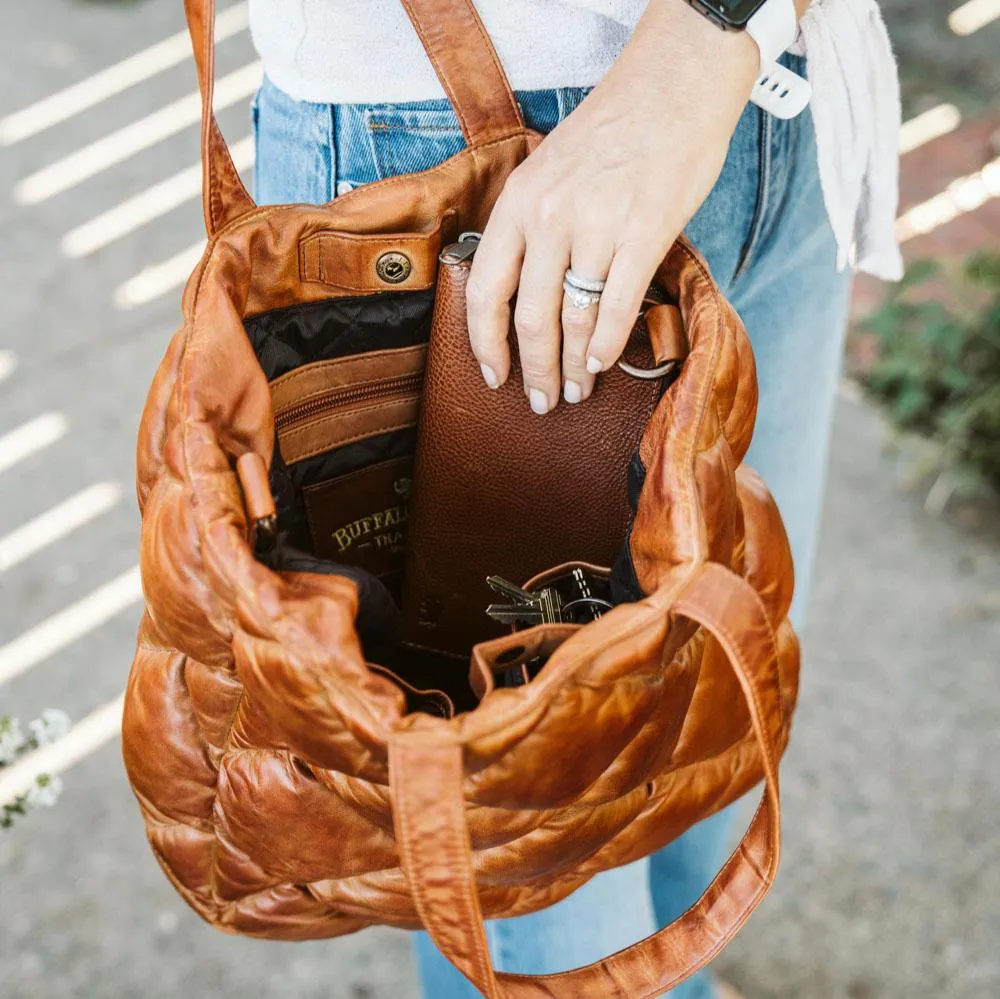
[303,456,413,580]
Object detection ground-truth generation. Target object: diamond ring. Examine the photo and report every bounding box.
[562,280,602,310]
[563,268,607,310]
[564,269,607,294]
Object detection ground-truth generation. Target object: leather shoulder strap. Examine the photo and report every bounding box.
[390,562,784,998]
[185,0,256,236]
[398,0,524,144]
[183,0,524,236]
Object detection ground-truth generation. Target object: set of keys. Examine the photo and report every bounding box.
[485,568,613,628]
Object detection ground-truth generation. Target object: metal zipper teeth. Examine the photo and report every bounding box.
[275,372,422,432]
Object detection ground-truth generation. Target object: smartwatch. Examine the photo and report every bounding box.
[681,0,812,119]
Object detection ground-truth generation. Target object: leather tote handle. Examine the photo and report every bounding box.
[182,0,524,236]
[396,0,524,144]
[389,562,784,999]
[183,0,255,236]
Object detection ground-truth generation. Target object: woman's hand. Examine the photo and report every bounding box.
[466,0,762,413]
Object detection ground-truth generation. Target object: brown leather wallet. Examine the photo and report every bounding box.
[399,251,678,657]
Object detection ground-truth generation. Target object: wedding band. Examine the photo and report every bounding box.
[564,268,607,294]
[562,279,602,310]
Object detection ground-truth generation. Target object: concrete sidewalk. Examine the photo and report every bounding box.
[1,2,996,995]
[718,392,1000,999]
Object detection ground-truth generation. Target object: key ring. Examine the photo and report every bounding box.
[617,358,679,380]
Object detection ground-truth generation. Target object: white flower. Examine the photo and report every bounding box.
[24,774,63,809]
[0,717,27,766]
[28,709,71,747]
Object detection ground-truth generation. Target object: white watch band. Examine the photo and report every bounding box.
[745,0,811,119]
[746,0,798,70]
[749,62,812,119]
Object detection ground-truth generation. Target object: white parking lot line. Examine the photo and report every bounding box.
[0,413,68,477]
[0,694,125,806]
[62,136,254,258]
[114,240,206,309]
[14,61,262,205]
[949,0,1000,35]
[0,482,122,572]
[899,104,961,156]
[0,566,142,687]
[0,351,15,385]
[0,2,249,145]
[897,156,1000,242]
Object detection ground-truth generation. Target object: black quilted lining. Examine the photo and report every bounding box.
[244,292,433,693]
[245,289,435,381]
[243,289,651,710]
[243,291,432,543]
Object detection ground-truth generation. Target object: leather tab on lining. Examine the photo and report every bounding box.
[370,664,454,718]
[300,227,444,293]
[646,304,689,367]
[469,624,579,701]
[236,452,276,524]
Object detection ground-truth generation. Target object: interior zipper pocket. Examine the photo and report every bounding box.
[271,343,426,465]
[275,371,422,434]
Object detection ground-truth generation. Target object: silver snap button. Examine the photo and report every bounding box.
[376,251,412,284]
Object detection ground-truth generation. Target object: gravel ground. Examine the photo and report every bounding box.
[718,395,1000,999]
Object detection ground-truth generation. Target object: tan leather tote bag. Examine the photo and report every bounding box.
[122,1,801,996]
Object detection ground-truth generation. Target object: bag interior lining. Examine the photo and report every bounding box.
[244,289,650,715]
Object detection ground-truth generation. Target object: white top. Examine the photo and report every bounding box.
[248,0,903,281]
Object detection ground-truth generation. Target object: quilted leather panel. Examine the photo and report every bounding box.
[123,127,798,948]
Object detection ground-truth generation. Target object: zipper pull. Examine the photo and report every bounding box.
[439,232,481,265]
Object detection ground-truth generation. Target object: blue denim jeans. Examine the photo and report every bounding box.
[251,65,851,999]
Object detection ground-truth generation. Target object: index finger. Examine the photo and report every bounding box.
[465,203,525,390]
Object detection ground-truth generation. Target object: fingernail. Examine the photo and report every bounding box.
[586,356,603,374]
[529,388,550,415]
[563,380,582,404]
[480,363,500,389]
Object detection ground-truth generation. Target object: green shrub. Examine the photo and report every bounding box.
[861,253,1000,491]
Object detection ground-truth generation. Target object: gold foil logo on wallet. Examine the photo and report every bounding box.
[303,458,414,578]
[332,492,410,556]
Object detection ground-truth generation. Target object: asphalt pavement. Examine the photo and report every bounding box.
[0,3,998,999]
